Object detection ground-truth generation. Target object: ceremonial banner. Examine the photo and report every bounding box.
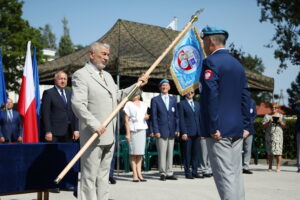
[170,27,204,95]
[0,49,7,107]
[18,41,39,143]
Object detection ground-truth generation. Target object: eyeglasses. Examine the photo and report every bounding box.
[272,107,278,109]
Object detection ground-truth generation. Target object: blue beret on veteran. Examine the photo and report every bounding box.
[159,79,169,86]
[201,26,229,39]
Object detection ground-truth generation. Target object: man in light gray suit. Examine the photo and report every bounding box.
[71,42,148,200]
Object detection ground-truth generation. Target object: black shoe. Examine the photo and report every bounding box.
[160,175,166,181]
[64,186,74,191]
[109,177,117,184]
[297,169,300,173]
[132,179,139,182]
[203,173,212,178]
[192,173,204,178]
[243,169,253,174]
[185,174,194,179]
[49,188,60,193]
[166,175,178,180]
[139,179,147,182]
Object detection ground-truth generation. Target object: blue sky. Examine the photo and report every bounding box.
[22,0,299,104]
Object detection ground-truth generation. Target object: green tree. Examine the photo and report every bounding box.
[287,71,300,105]
[58,17,74,57]
[229,43,273,103]
[229,43,265,74]
[257,0,300,71]
[40,24,56,49]
[0,0,44,92]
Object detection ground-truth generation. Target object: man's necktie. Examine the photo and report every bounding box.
[99,71,107,86]
[60,89,67,104]
[190,101,195,111]
[164,96,169,110]
[7,110,13,121]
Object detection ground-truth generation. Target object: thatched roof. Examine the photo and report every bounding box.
[39,19,274,94]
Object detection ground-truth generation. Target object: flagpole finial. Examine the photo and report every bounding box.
[190,9,204,23]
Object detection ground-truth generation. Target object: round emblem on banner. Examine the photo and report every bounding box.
[173,45,201,74]
[204,69,213,80]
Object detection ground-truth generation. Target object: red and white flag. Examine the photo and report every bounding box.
[18,41,39,143]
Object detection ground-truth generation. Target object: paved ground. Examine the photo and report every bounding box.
[1,163,299,200]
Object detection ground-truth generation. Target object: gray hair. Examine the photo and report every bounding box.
[54,71,67,80]
[90,42,110,52]
[209,34,227,45]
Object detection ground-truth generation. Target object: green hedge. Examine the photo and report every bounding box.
[253,118,297,159]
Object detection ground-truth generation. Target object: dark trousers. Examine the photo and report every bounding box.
[46,124,76,143]
[182,136,200,175]
[109,154,116,178]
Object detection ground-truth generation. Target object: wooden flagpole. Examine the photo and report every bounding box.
[54,9,204,184]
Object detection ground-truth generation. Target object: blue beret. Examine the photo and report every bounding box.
[159,79,169,86]
[201,26,229,39]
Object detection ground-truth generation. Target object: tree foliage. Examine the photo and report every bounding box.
[40,24,56,49]
[0,0,44,92]
[287,71,300,105]
[229,43,273,103]
[58,17,74,57]
[257,0,300,71]
[229,43,265,74]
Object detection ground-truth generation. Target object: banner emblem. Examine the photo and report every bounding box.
[175,46,201,74]
[170,27,205,96]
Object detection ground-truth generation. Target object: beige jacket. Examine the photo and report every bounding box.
[71,62,136,146]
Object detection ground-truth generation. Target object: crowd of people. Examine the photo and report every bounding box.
[0,27,299,200]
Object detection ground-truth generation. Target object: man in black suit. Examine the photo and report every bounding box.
[41,71,79,142]
[178,91,202,179]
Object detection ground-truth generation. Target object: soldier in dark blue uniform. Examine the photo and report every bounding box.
[199,26,250,200]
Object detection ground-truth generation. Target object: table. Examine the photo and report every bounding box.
[0,143,80,199]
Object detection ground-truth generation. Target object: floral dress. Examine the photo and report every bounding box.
[263,114,285,155]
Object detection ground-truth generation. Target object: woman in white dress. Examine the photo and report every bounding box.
[124,94,149,182]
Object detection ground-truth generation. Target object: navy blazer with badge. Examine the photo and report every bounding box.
[0,110,22,142]
[199,49,250,138]
[151,95,179,138]
[41,87,78,137]
[178,99,201,137]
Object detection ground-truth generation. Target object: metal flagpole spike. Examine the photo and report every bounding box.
[190,8,204,23]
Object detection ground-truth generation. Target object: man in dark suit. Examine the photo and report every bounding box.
[178,91,202,179]
[199,26,250,200]
[0,98,22,143]
[151,79,179,181]
[242,97,257,174]
[41,71,79,143]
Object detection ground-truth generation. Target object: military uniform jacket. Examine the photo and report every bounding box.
[151,95,179,138]
[199,49,250,138]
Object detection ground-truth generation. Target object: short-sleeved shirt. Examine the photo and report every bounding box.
[123,101,148,131]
